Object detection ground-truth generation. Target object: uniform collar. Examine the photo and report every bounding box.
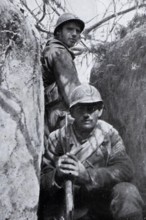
[71,122,104,146]
[46,37,75,59]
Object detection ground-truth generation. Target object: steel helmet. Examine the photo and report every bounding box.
[69,84,103,108]
[54,13,85,36]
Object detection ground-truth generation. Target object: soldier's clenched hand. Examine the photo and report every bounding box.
[55,153,90,185]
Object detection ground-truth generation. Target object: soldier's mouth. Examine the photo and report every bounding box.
[83,120,92,123]
[70,39,76,43]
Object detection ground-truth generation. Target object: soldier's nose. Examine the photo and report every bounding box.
[72,30,77,36]
[83,113,90,119]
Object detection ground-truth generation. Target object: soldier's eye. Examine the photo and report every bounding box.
[67,27,73,31]
[87,106,97,113]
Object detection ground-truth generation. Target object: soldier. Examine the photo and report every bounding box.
[39,84,144,220]
[41,13,85,133]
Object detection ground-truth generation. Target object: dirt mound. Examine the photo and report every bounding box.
[90,23,146,207]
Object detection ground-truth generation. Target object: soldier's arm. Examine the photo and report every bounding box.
[40,130,64,195]
[45,46,81,106]
[85,128,134,191]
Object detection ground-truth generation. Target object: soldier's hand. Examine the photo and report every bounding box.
[67,153,90,184]
[56,153,90,184]
[55,154,74,185]
[56,154,70,179]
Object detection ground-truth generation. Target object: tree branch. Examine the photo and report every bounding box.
[50,0,66,12]
[21,0,47,30]
[36,2,46,26]
[83,3,146,36]
[48,1,60,16]
[35,24,51,34]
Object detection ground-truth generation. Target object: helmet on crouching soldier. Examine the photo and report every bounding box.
[69,84,103,109]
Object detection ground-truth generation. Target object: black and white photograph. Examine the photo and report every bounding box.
[0,0,146,219]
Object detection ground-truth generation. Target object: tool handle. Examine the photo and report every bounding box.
[65,180,74,220]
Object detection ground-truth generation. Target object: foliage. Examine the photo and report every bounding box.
[128,13,146,30]
[113,13,146,40]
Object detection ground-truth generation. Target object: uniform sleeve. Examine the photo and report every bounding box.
[40,130,64,195]
[44,46,80,106]
[85,127,134,191]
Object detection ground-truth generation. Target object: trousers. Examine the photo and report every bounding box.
[38,182,144,220]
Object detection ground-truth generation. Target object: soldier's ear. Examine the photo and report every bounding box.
[55,27,62,37]
[70,107,75,118]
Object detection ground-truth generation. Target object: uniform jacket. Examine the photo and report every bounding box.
[41,38,80,106]
[41,120,134,195]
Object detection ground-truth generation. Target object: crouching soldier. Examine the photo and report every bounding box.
[39,84,144,220]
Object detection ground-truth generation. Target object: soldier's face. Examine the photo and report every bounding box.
[71,103,103,132]
[57,22,81,48]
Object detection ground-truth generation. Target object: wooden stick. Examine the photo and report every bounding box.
[65,113,74,220]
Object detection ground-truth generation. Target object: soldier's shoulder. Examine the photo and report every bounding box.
[43,40,68,60]
[44,38,66,51]
[97,120,113,133]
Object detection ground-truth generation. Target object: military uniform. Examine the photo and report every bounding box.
[41,38,81,132]
[39,119,144,220]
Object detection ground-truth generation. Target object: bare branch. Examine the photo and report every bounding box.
[112,0,117,15]
[86,15,99,24]
[36,2,46,26]
[34,0,43,12]
[72,47,87,56]
[48,2,60,16]
[21,0,46,30]
[109,0,118,36]
[83,3,146,36]
[50,0,66,12]
[35,24,51,34]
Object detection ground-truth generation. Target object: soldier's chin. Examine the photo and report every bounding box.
[81,123,94,131]
[69,41,75,47]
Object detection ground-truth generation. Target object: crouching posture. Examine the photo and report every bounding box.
[38,84,144,220]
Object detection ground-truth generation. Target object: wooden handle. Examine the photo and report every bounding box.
[65,180,74,220]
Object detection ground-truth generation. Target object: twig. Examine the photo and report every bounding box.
[35,24,51,34]
[21,0,46,30]
[50,0,66,12]
[36,2,46,26]
[48,2,60,16]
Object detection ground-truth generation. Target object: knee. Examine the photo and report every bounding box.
[110,182,144,219]
[112,182,142,201]
[111,182,144,213]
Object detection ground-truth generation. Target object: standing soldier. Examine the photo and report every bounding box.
[41,13,85,134]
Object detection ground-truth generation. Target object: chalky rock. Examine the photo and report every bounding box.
[0,1,44,219]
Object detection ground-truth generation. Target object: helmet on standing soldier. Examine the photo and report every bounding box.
[69,84,103,108]
[54,13,85,36]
